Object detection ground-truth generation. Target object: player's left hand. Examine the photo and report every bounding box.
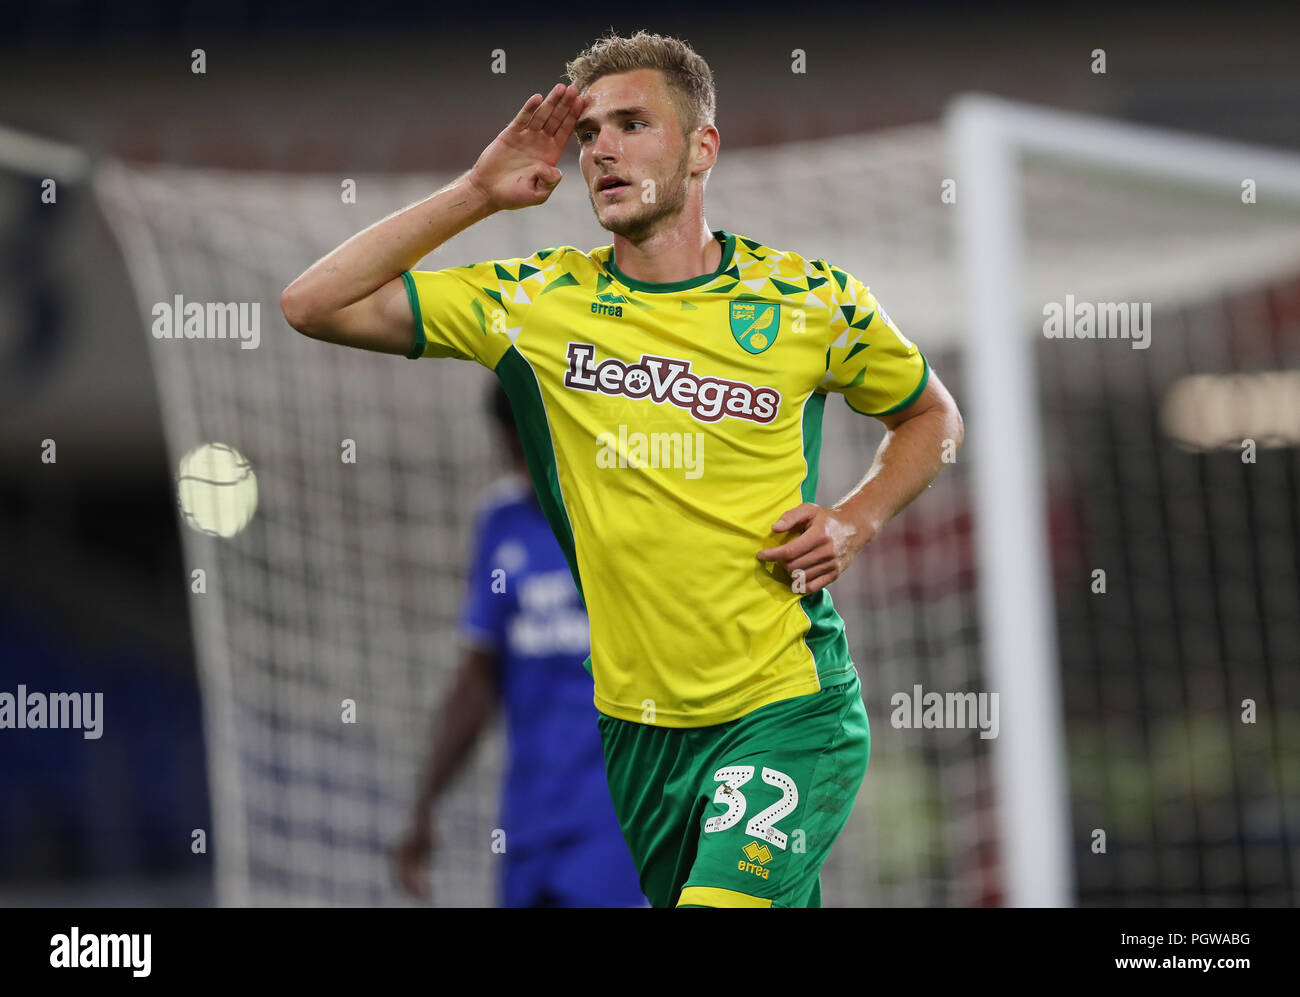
[756,503,875,594]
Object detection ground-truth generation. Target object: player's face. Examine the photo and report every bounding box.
[576,68,695,239]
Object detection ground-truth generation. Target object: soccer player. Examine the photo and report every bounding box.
[393,383,644,908]
[282,29,964,908]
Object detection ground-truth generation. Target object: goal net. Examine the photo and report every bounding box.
[78,97,1300,906]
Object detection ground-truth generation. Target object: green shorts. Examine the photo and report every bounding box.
[597,672,870,908]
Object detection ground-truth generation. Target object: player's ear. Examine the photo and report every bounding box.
[692,124,719,177]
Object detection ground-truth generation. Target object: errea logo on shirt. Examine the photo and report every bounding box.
[590,292,626,318]
[564,343,781,425]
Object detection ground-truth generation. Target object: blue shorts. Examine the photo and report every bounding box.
[501,830,647,908]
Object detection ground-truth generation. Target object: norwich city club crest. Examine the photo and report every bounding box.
[729,301,779,355]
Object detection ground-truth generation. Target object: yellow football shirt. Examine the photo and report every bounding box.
[403,229,928,727]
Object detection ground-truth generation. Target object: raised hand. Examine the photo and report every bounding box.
[468,83,587,211]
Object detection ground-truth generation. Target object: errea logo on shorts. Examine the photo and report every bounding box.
[739,840,773,880]
[563,343,781,425]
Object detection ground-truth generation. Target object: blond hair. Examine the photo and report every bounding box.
[565,29,716,137]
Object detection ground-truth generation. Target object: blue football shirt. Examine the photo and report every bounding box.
[460,477,632,862]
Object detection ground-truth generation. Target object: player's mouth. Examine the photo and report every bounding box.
[596,174,631,196]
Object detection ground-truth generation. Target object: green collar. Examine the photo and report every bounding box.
[607,229,735,292]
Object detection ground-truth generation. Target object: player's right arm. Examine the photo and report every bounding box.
[280,83,587,355]
[393,645,499,900]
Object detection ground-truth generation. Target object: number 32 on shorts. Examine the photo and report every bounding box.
[702,765,798,849]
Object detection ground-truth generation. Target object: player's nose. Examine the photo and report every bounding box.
[590,129,620,164]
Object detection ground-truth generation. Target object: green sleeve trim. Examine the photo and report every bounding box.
[401,271,425,359]
[847,353,930,418]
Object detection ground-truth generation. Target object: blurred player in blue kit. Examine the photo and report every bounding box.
[394,384,644,907]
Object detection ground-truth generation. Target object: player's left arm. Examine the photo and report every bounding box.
[757,372,964,594]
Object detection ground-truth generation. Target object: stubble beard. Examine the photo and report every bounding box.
[590,144,692,242]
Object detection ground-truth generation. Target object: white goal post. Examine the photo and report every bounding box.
[948,93,1300,907]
